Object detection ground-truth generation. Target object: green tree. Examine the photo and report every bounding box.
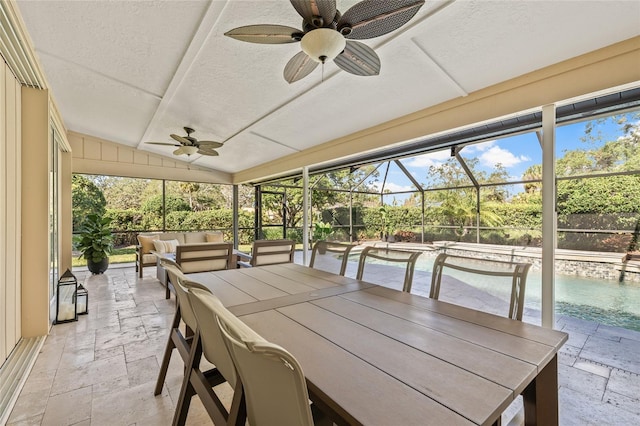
[72,174,106,231]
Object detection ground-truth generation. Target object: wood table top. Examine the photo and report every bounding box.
[189,263,568,426]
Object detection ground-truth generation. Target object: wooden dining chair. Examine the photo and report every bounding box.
[429,253,532,426]
[154,263,212,396]
[175,287,246,426]
[309,241,355,276]
[175,242,234,273]
[237,239,295,268]
[215,302,330,426]
[429,253,531,321]
[355,246,422,292]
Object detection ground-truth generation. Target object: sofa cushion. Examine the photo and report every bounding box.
[138,234,159,254]
[205,231,224,243]
[184,232,208,244]
[142,253,157,264]
[153,239,179,254]
[159,233,186,244]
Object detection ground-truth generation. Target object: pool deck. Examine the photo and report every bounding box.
[6,261,640,425]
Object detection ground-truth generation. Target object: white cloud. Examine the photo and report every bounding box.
[464,140,496,153]
[384,182,415,192]
[478,145,530,168]
[403,150,451,168]
[371,182,415,193]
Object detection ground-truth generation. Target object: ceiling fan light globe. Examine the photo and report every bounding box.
[182,146,199,156]
[300,28,345,63]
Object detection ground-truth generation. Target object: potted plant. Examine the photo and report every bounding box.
[313,222,333,253]
[75,213,114,274]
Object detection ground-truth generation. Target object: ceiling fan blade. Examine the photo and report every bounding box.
[197,140,224,148]
[337,0,424,39]
[170,134,191,144]
[290,0,337,28]
[173,147,186,156]
[283,51,319,83]
[225,24,303,44]
[334,40,380,76]
[197,148,219,156]
[146,142,180,147]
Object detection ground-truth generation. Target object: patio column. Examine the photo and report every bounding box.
[232,185,239,249]
[541,104,557,329]
[302,166,309,265]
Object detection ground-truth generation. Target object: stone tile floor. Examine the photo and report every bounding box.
[7,262,640,425]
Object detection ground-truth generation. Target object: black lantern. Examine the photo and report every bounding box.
[56,269,78,323]
[76,283,89,315]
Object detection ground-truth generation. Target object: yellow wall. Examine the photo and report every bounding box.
[233,36,640,183]
[21,86,50,338]
[1,62,23,360]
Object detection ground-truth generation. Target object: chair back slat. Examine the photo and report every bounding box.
[250,239,295,267]
[429,253,531,321]
[176,242,233,273]
[355,246,422,292]
[309,241,355,276]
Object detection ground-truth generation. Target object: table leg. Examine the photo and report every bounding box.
[522,354,559,426]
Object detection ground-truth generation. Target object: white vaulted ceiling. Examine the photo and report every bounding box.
[16,0,640,179]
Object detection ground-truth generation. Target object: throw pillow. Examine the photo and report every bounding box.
[153,239,180,254]
[206,232,224,243]
[137,234,159,254]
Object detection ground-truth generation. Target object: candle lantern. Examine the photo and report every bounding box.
[56,269,78,324]
[76,283,89,315]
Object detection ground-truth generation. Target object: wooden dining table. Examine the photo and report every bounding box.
[188,262,568,426]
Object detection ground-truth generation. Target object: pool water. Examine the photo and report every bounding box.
[410,254,640,332]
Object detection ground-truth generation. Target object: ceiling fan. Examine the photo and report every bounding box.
[225,0,425,83]
[145,127,223,157]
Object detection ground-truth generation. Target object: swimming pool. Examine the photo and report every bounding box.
[413,254,640,331]
[351,251,640,331]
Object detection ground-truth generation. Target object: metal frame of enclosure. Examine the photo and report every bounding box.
[252,88,640,328]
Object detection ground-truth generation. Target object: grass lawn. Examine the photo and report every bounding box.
[72,246,137,267]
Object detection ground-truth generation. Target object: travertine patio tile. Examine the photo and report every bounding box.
[558,316,600,334]
[118,300,160,319]
[573,358,611,378]
[127,355,160,387]
[124,333,168,363]
[91,381,174,426]
[603,388,640,416]
[563,329,589,349]
[95,324,148,350]
[40,386,92,426]
[141,312,174,338]
[596,323,640,342]
[559,364,607,400]
[6,389,49,423]
[95,344,124,361]
[91,375,130,400]
[58,345,95,369]
[30,341,63,375]
[63,328,97,350]
[607,368,640,399]
[50,354,128,396]
[6,413,44,426]
[559,386,640,425]
[119,314,144,330]
[581,335,640,374]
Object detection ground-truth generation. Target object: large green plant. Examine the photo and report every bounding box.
[74,214,114,262]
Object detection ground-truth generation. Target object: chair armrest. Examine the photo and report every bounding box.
[235,250,252,268]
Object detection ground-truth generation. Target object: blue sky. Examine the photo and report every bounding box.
[376,113,637,197]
